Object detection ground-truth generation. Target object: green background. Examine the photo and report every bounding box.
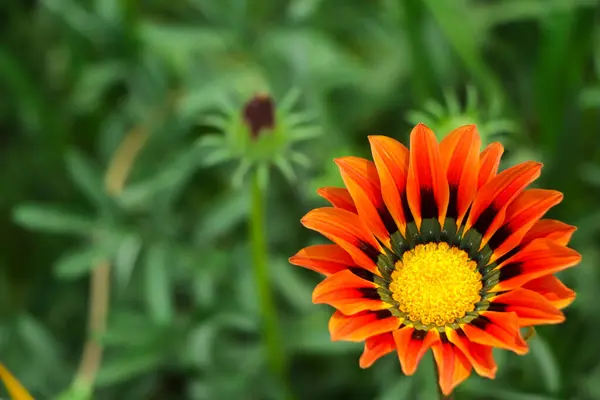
[1,0,600,399]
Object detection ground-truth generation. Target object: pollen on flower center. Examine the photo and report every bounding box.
[389,242,482,327]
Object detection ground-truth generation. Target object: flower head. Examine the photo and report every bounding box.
[290,124,581,396]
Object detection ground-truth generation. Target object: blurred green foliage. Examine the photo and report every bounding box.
[1,0,600,399]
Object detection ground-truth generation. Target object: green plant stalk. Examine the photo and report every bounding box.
[249,170,293,399]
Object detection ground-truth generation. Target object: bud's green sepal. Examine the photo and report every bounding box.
[197,88,320,189]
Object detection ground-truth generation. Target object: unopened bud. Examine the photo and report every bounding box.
[243,94,275,139]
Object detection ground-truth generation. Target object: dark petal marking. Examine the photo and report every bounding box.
[374,309,394,319]
[420,188,438,220]
[498,262,523,282]
[440,332,449,343]
[378,206,398,235]
[411,329,427,340]
[402,195,414,224]
[472,206,498,236]
[447,184,459,220]
[456,329,468,338]
[487,225,512,250]
[358,288,381,300]
[495,245,521,266]
[487,303,507,312]
[358,241,380,263]
[470,315,492,330]
[348,267,375,282]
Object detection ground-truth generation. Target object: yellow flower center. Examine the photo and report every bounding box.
[389,242,482,327]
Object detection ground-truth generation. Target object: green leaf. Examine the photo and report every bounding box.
[17,314,61,367]
[421,0,502,100]
[118,143,205,210]
[55,381,93,400]
[96,350,165,387]
[194,192,249,244]
[529,337,561,393]
[285,310,360,354]
[71,62,125,113]
[581,86,600,109]
[231,160,252,189]
[103,311,164,347]
[65,149,112,211]
[190,250,229,307]
[376,378,413,400]
[13,204,95,235]
[185,323,216,368]
[479,0,598,27]
[271,258,313,312]
[114,233,143,290]
[415,352,438,399]
[54,237,123,279]
[143,242,173,325]
[274,157,296,184]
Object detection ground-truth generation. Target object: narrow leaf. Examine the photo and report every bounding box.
[65,149,112,210]
[13,204,95,235]
[144,242,173,325]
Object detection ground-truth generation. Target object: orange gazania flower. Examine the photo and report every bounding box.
[290,124,581,395]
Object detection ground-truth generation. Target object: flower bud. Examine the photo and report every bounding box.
[243,94,275,140]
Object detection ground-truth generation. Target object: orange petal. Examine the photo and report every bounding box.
[359,332,396,368]
[439,125,481,227]
[335,157,394,246]
[495,239,581,291]
[478,142,504,189]
[301,207,381,272]
[369,135,411,235]
[446,329,497,379]
[465,161,542,245]
[462,311,528,355]
[317,187,357,213]
[329,310,400,342]
[312,269,388,315]
[406,124,450,229]
[489,288,565,327]
[432,338,473,396]
[393,327,438,375]
[494,219,577,266]
[289,244,356,276]
[522,219,577,246]
[488,189,563,262]
[522,275,575,310]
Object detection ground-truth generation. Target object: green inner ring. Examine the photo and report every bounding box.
[374,217,498,332]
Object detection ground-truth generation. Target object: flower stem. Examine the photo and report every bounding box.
[73,127,148,395]
[249,170,293,399]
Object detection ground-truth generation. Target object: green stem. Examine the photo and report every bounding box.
[402,0,435,102]
[249,171,293,399]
